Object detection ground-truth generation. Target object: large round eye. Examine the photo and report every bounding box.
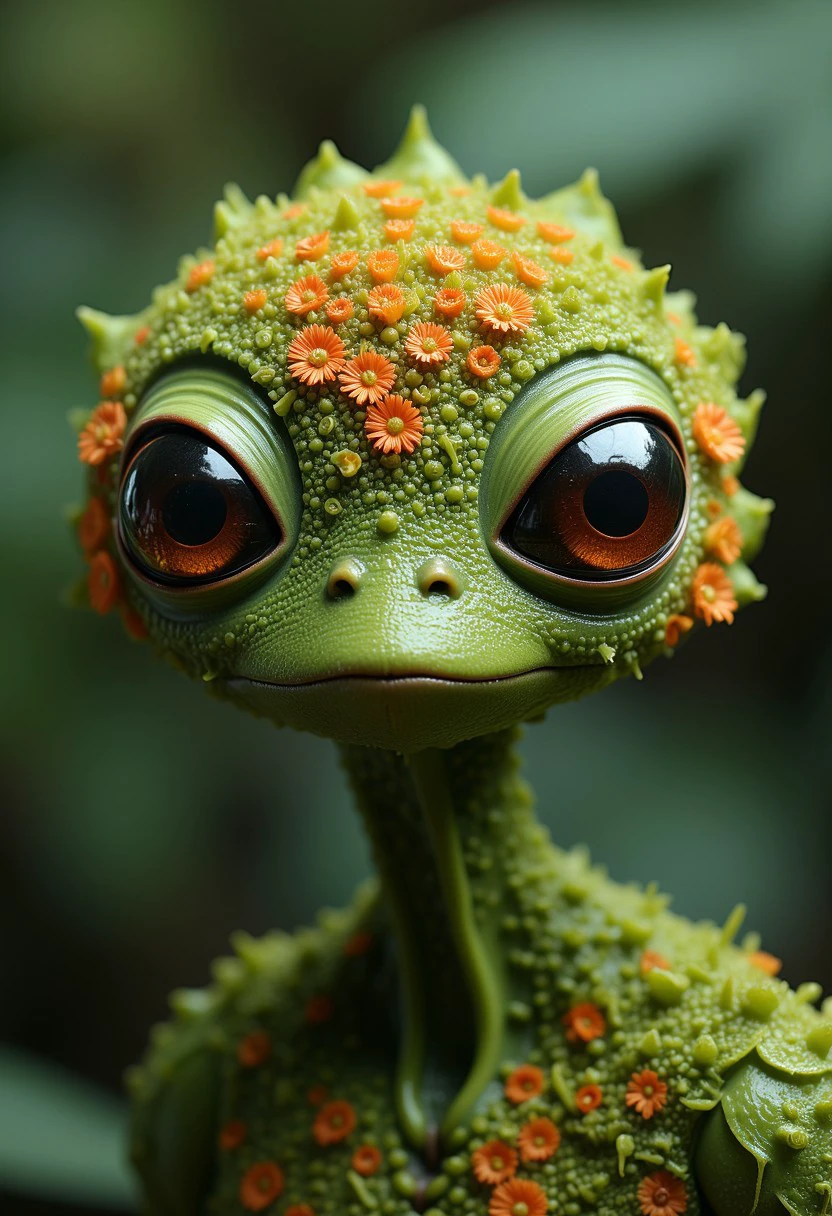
[119,429,281,585]
[503,417,685,579]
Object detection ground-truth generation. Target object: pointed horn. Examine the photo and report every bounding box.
[294,140,368,199]
[540,167,623,248]
[76,306,140,373]
[641,265,671,307]
[332,194,361,232]
[490,169,525,211]
[214,182,253,239]
[375,104,466,187]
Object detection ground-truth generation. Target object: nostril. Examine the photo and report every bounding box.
[326,559,364,600]
[417,558,464,599]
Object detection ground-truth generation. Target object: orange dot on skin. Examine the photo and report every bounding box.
[434,287,467,319]
[330,250,360,279]
[692,402,746,464]
[575,1084,603,1114]
[424,244,466,275]
[367,248,400,282]
[352,1144,382,1177]
[325,297,354,324]
[450,219,484,244]
[88,551,120,615]
[339,351,396,406]
[467,345,501,379]
[219,1120,247,1151]
[384,218,415,242]
[364,395,424,456]
[471,1139,518,1186]
[99,365,126,399]
[504,1064,545,1104]
[563,1002,606,1044]
[511,251,549,288]
[471,239,506,270]
[312,1099,357,1146]
[640,948,671,974]
[517,1117,561,1163]
[295,230,330,262]
[237,1030,272,1069]
[283,204,306,220]
[536,221,575,244]
[663,615,694,648]
[475,283,534,337]
[244,289,268,314]
[363,179,402,198]
[78,401,127,466]
[626,1069,668,1119]
[611,255,634,270]
[489,1178,547,1216]
[749,950,782,976]
[404,321,453,368]
[285,274,329,317]
[637,1171,688,1216]
[240,1162,285,1212]
[368,283,406,325]
[674,337,697,368]
[692,562,737,626]
[186,260,214,292]
[256,238,284,261]
[78,497,110,553]
[287,324,346,387]
[487,205,527,232]
[379,196,424,219]
[705,515,743,565]
[548,246,574,265]
[121,605,148,642]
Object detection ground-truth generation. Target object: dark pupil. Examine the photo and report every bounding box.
[583,469,648,537]
[162,481,227,546]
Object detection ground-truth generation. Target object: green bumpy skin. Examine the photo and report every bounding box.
[71,109,831,1216]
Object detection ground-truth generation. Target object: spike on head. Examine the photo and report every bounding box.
[332,194,361,232]
[490,169,525,211]
[540,168,623,248]
[641,265,671,307]
[214,183,253,240]
[375,104,466,188]
[76,306,140,374]
[294,140,368,199]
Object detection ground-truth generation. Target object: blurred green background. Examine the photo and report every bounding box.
[1,0,830,1211]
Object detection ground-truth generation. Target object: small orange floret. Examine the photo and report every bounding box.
[339,351,396,406]
[575,1084,603,1114]
[536,222,575,244]
[121,606,147,641]
[641,949,671,974]
[517,1117,561,1163]
[425,244,466,275]
[244,288,268,314]
[287,325,346,387]
[471,239,506,270]
[186,260,214,292]
[511,251,549,288]
[219,1120,247,1151]
[313,1099,356,1146]
[325,297,354,324]
[749,950,783,976]
[380,195,424,219]
[637,1171,688,1216]
[504,1064,545,1104]
[257,238,284,261]
[352,1145,382,1177]
[664,615,694,648]
[305,994,334,1024]
[384,218,415,242]
[368,283,406,325]
[237,1030,272,1069]
[722,474,740,497]
[487,205,527,232]
[674,337,697,368]
[626,1069,668,1119]
[240,1161,285,1212]
[296,230,330,262]
[367,248,400,283]
[489,1178,547,1216]
[692,562,737,626]
[88,551,120,615]
[99,365,126,398]
[705,515,743,564]
[471,1139,518,1185]
[692,402,746,464]
[364,395,423,455]
[404,321,453,368]
[283,204,306,220]
[467,345,501,379]
[434,288,467,319]
[78,497,110,553]
[285,274,329,316]
[611,255,634,271]
[363,179,402,198]
[330,250,360,279]
[475,283,534,337]
[134,325,151,345]
[450,219,484,244]
[548,246,574,265]
[78,401,127,466]
[563,1002,606,1044]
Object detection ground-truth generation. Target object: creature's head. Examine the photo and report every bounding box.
[73,108,771,751]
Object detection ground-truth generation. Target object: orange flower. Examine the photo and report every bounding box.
[364,395,423,455]
[611,255,634,271]
[256,238,283,261]
[637,1171,687,1216]
[575,1084,603,1114]
[511,252,549,288]
[367,248,400,282]
[121,605,148,641]
[517,1117,560,1163]
[240,1162,284,1212]
[450,219,484,243]
[344,931,373,957]
[288,325,346,387]
[305,994,334,1024]
[237,1030,272,1068]
[384,218,415,242]
[536,222,574,244]
[548,247,574,266]
[296,230,330,261]
[674,337,697,368]
[749,950,782,976]
[489,1178,547,1216]
[285,1206,315,1216]
[692,402,746,463]
[504,1064,544,1104]
[434,288,467,318]
[186,260,214,292]
[563,1002,606,1044]
[667,311,682,326]
[307,1084,328,1106]
[467,345,501,379]
[722,473,740,497]
[283,204,306,219]
[244,289,267,314]
[705,515,743,564]
[640,949,671,974]
[78,401,127,465]
[134,325,151,345]
[368,283,406,325]
[487,206,527,232]
[352,1145,382,1177]
[326,297,354,324]
[340,350,396,406]
[285,274,329,316]
[404,321,453,367]
[449,185,471,197]
[219,1120,247,1150]
[330,250,360,279]
[425,244,466,275]
[664,615,693,648]
[471,1139,518,1185]
[78,497,110,553]
[471,239,506,269]
[99,365,126,398]
[475,283,534,336]
[88,551,120,615]
[626,1070,668,1119]
[363,178,402,198]
[380,195,423,219]
[313,1099,356,1146]
[692,562,737,626]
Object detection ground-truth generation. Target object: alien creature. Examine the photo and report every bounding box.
[72,108,827,1216]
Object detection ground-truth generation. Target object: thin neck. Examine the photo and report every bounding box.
[338,729,543,1151]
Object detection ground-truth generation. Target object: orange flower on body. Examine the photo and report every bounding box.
[705,515,743,564]
[240,1161,284,1211]
[511,252,549,288]
[749,950,782,976]
[99,365,126,398]
[283,204,306,219]
[363,178,402,198]
[305,994,334,1024]
[626,1069,669,1119]
[384,218,415,242]
[475,283,534,337]
[379,195,424,219]
[78,497,110,552]
[640,949,671,974]
[186,260,214,292]
[244,289,267,314]
[471,1139,518,1185]
[219,1120,247,1150]
[517,1117,560,1162]
[487,205,527,232]
[367,248,400,282]
[563,1002,606,1044]
[664,615,694,648]
[330,250,360,279]
[285,274,329,316]
[722,473,740,496]
[548,247,574,265]
[326,297,354,324]
[364,395,423,455]
[352,1145,382,1177]
[78,401,127,465]
[313,1099,357,1145]
[424,244,466,275]
[611,255,634,270]
[368,283,407,325]
[404,321,453,367]
[296,230,330,261]
[692,562,737,626]
[288,325,346,387]
[256,238,283,261]
[637,1171,687,1216]
[467,345,501,379]
[237,1030,272,1068]
[471,239,506,269]
[575,1084,603,1114]
[434,288,467,318]
[536,221,574,243]
[339,351,396,406]
[692,402,746,464]
[88,551,120,615]
[674,337,697,368]
[489,1178,547,1216]
[450,219,484,243]
[121,605,148,641]
[134,325,151,345]
[504,1064,545,1103]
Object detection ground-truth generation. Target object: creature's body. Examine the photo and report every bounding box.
[73,111,828,1216]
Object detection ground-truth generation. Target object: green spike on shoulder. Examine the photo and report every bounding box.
[294,140,368,199]
[733,387,766,460]
[332,194,361,232]
[76,306,140,373]
[375,105,466,188]
[641,265,671,307]
[701,321,747,385]
[490,168,525,211]
[540,167,623,248]
[213,182,252,240]
[731,486,774,562]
